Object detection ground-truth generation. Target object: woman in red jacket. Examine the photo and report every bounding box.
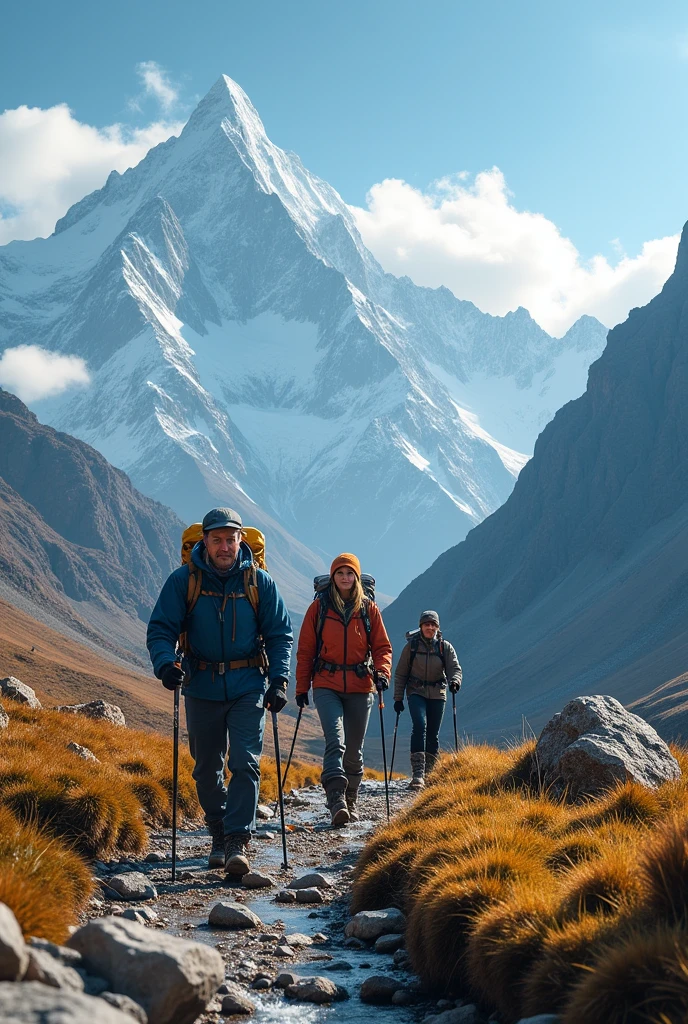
[296,553,393,825]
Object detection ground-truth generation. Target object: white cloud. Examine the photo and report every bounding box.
[0,102,184,245]
[351,170,679,336]
[136,61,179,112]
[0,345,90,402]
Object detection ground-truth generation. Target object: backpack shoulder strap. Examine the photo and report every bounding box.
[186,563,203,617]
[360,598,372,647]
[314,592,329,660]
[407,634,420,678]
[244,565,260,618]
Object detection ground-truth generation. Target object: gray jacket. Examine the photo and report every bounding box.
[393,635,462,702]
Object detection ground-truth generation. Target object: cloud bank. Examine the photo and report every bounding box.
[351,170,679,336]
[0,345,90,402]
[135,61,179,113]
[0,74,184,244]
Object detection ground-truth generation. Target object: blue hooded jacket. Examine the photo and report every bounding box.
[147,541,293,701]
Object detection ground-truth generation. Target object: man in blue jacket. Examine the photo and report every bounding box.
[147,507,293,875]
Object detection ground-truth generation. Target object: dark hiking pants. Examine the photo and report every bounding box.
[408,693,446,756]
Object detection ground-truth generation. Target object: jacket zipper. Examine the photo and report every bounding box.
[342,616,348,692]
[220,579,228,701]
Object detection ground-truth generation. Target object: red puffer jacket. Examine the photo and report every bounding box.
[296,598,392,695]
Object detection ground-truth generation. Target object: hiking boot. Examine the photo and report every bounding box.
[207,818,225,869]
[224,833,250,876]
[325,784,350,827]
[425,751,440,777]
[409,751,425,790]
[345,787,360,822]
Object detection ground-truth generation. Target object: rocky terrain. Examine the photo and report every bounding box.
[384,219,688,743]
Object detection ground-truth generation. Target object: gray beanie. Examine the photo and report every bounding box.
[419,609,440,627]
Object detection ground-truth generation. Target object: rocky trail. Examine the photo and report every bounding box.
[87,778,467,1024]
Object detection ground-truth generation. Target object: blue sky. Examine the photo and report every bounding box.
[1,0,686,332]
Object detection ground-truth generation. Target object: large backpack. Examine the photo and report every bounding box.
[178,523,268,661]
[404,627,447,684]
[313,573,375,664]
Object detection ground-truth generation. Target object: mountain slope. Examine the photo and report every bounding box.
[383,221,688,741]
[0,76,607,595]
[0,388,181,660]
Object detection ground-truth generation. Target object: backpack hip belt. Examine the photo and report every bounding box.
[408,674,445,687]
[196,655,265,675]
[316,657,372,679]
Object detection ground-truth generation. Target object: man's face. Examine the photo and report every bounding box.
[204,528,242,570]
[421,621,438,640]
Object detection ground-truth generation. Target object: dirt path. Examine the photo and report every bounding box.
[87,778,446,1022]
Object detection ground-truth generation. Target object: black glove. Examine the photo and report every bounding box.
[374,672,389,692]
[449,680,461,694]
[296,692,310,708]
[161,663,184,691]
[394,700,405,714]
[264,679,288,713]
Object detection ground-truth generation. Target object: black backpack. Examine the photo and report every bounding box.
[405,627,447,683]
[313,574,375,662]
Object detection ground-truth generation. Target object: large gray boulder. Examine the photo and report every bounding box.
[105,873,157,902]
[56,700,125,726]
[535,695,681,793]
[0,982,133,1022]
[0,902,29,980]
[284,976,348,1003]
[0,677,41,709]
[345,908,407,941]
[68,916,223,1024]
[24,946,85,990]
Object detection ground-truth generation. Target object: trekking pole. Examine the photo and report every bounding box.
[377,689,391,821]
[171,682,180,882]
[271,711,289,870]
[452,689,459,753]
[281,706,303,792]
[388,711,400,783]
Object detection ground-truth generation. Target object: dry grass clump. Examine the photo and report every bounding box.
[258,758,319,801]
[0,805,93,942]
[352,738,688,1019]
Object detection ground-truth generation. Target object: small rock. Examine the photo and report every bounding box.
[345,908,406,941]
[101,991,148,1023]
[56,700,125,726]
[437,999,454,1010]
[312,932,328,942]
[256,804,274,819]
[360,975,402,1004]
[209,902,262,929]
[284,933,313,947]
[0,902,29,981]
[392,988,415,1006]
[274,971,298,988]
[274,944,295,957]
[221,980,256,1015]
[285,976,348,1004]
[374,932,404,953]
[393,948,410,967]
[105,874,157,902]
[24,947,85,990]
[325,961,353,971]
[275,889,296,903]
[0,677,41,708]
[251,978,271,990]
[67,741,99,762]
[145,852,167,863]
[0,703,8,729]
[295,888,323,904]
[257,831,275,841]
[241,872,274,889]
[0,983,133,1022]
[343,936,365,950]
[423,1006,479,1024]
[28,938,82,969]
[121,907,158,924]
[82,974,110,996]
[289,872,333,890]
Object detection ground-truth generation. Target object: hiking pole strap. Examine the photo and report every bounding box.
[388,712,400,783]
[281,706,303,792]
[378,694,390,821]
[172,684,180,882]
[452,690,459,752]
[272,711,289,870]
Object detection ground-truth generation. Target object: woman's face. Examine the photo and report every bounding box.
[333,567,356,594]
[421,621,438,640]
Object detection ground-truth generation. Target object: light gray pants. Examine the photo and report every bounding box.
[313,687,374,790]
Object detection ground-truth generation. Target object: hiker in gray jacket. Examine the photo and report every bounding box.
[393,610,461,789]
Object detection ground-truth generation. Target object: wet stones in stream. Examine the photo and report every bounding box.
[207,903,262,929]
[103,873,158,902]
[285,975,349,1004]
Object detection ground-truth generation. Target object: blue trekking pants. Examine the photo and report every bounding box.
[184,692,265,836]
[408,693,446,756]
[313,688,374,790]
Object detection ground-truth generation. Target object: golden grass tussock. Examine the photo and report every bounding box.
[466,884,559,1020]
[353,737,688,1017]
[0,805,93,942]
[257,758,319,802]
[562,925,688,1024]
